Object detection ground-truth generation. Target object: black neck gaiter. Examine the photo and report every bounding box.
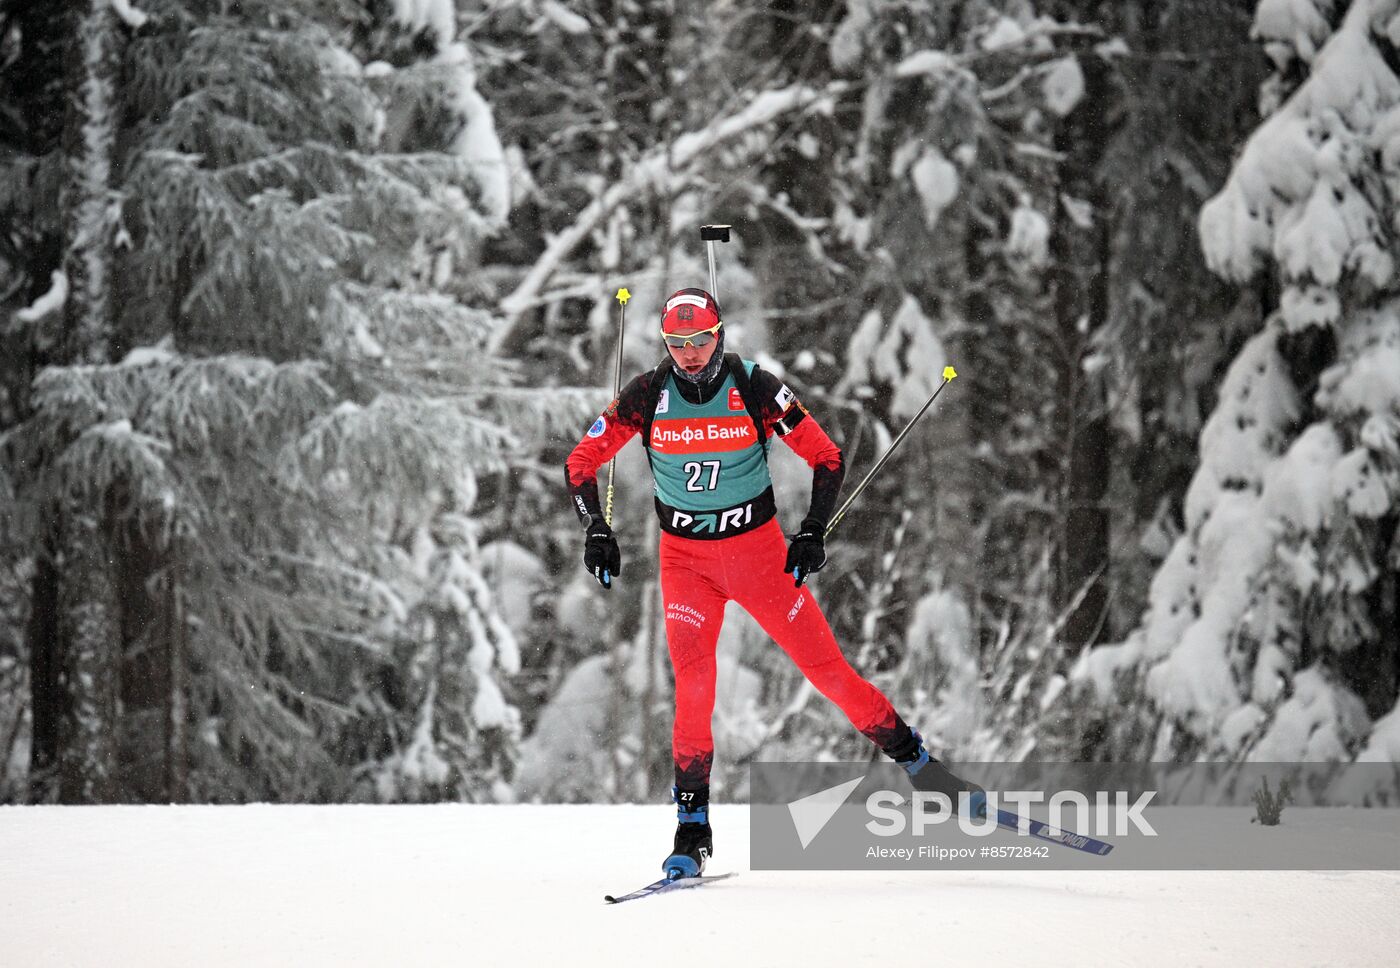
[670,329,727,404]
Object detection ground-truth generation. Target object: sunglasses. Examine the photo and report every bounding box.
[660,321,723,348]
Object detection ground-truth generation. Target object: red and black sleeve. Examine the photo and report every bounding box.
[563,371,654,528]
[749,367,845,528]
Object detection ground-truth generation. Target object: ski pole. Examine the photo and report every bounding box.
[603,287,630,541]
[700,224,730,305]
[824,365,959,538]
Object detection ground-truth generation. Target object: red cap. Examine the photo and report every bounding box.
[660,288,721,334]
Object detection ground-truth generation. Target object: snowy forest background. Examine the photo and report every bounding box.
[0,0,1397,806]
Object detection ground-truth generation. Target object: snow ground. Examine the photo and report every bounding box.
[2,803,1398,968]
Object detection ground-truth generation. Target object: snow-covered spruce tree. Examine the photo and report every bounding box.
[1072,0,1266,738]
[1076,0,1400,762]
[759,0,1115,761]
[991,0,1270,760]
[333,0,529,803]
[2,0,570,802]
[0,0,71,803]
[2,0,134,804]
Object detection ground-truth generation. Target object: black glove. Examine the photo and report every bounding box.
[783,517,827,588]
[583,521,622,590]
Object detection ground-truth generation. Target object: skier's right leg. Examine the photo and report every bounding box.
[658,532,728,876]
[659,533,727,790]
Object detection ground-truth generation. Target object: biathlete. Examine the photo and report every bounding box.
[565,287,978,878]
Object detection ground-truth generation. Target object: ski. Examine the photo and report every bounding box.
[993,808,1114,855]
[604,872,737,904]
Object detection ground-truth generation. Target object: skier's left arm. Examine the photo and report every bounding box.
[750,368,845,530]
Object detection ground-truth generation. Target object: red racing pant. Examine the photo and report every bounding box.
[660,518,906,790]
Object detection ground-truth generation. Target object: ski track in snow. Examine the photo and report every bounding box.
[1,804,1397,967]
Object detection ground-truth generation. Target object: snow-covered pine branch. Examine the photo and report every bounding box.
[493,82,837,346]
[110,0,149,31]
[289,395,518,504]
[15,271,68,323]
[1199,0,1399,328]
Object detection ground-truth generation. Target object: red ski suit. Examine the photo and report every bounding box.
[566,362,906,789]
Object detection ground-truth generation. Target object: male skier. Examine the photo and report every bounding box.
[565,288,978,878]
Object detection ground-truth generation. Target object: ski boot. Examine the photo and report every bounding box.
[887,728,987,818]
[662,785,712,880]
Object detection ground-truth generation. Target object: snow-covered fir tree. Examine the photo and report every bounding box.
[3,1,1391,808]
[1075,0,1400,764]
[0,0,578,802]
